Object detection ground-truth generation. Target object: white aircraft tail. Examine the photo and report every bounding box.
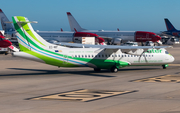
[12,16,67,52]
[0,9,15,33]
[67,12,86,32]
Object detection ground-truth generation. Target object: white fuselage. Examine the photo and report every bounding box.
[53,48,174,66]
[87,31,135,41]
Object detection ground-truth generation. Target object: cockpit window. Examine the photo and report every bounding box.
[152,35,158,37]
[0,38,5,40]
[165,51,169,54]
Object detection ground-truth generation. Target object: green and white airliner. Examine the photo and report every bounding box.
[12,16,174,72]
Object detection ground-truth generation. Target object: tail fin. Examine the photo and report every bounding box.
[67,12,86,31]
[164,18,177,31]
[12,16,66,52]
[0,30,4,36]
[0,9,15,33]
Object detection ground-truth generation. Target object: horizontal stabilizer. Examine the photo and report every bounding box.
[5,21,38,24]
[17,21,38,24]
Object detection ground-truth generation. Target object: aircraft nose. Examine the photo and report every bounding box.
[170,55,175,62]
[0,40,12,48]
[156,35,161,40]
[97,37,105,43]
[167,55,175,63]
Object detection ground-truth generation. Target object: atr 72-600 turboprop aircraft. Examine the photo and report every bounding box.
[12,16,174,72]
[163,18,180,37]
[67,12,162,45]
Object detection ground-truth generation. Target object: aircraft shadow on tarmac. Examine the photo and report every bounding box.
[0,67,161,77]
[3,68,115,78]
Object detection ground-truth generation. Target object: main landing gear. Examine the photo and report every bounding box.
[94,68,101,72]
[93,66,118,73]
[110,66,118,73]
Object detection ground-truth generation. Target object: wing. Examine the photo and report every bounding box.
[56,42,172,49]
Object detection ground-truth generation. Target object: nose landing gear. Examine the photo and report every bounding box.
[162,64,168,69]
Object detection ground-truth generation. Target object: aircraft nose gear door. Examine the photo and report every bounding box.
[63,55,68,64]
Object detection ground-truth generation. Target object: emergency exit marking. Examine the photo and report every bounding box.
[29,89,137,102]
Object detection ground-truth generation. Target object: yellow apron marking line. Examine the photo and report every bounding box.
[133,74,180,83]
[169,64,180,66]
[28,89,137,102]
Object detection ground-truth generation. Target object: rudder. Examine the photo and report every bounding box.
[164,18,177,31]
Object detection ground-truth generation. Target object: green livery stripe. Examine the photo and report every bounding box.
[22,47,78,67]
[26,51,78,67]
[70,57,129,69]
[19,43,30,51]
[13,17,63,56]
[17,17,45,46]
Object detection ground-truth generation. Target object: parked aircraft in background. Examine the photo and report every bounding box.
[0,31,12,48]
[36,30,105,44]
[12,16,174,72]
[0,9,104,45]
[0,31,19,54]
[163,18,180,37]
[0,9,16,38]
[67,12,161,45]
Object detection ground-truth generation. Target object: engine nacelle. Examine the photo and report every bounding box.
[48,40,58,44]
[112,38,122,45]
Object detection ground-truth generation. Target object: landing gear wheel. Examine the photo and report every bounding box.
[162,65,166,69]
[94,68,101,72]
[110,66,118,73]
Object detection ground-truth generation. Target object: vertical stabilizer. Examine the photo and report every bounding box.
[12,16,66,51]
[0,9,15,33]
[67,12,86,31]
[164,18,177,31]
